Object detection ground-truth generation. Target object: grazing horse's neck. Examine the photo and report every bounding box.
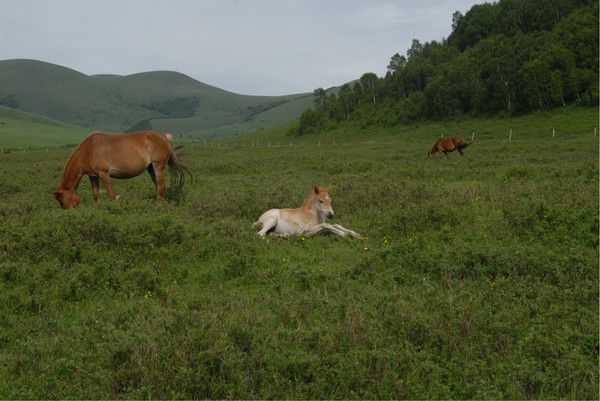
[59,156,84,191]
[60,170,83,191]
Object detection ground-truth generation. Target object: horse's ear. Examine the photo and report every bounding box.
[313,186,320,194]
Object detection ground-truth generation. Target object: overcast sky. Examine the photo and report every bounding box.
[1,0,481,96]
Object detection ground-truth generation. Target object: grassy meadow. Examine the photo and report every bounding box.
[0,107,598,399]
[0,106,88,149]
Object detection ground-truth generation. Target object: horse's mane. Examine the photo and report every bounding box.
[301,191,318,208]
[58,132,100,187]
[301,188,330,208]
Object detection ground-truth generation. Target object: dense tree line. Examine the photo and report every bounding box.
[289,0,598,135]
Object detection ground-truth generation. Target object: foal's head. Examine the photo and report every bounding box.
[312,186,334,218]
[53,188,80,209]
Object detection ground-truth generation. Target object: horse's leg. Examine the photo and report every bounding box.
[304,226,326,237]
[147,164,157,185]
[331,223,361,238]
[326,223,358,237]
[98,171,117,201]
[324,223,356,237]
[257,217,277,237]
[89,176,100,204]
[152,162,167,199]
[458,148,464,156]
[306,223,347,237]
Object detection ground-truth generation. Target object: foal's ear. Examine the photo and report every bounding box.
[313,186,320,194]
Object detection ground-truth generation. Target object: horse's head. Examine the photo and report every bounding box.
[313,186,334,219]
[428,147,439,157]
[53,188,80,209]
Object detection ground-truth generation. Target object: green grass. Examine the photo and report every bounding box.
[0,59,313,137]
[0,107,597,399]
[0,106,88,148]
[233,104,599,144]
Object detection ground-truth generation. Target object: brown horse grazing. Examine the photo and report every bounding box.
[54,131,189,208]
[428,136,473,157]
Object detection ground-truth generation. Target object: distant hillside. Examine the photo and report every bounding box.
[290,0,598,136]
[0,59,316,139]
[152,92,320,139]
[0,105,87,148]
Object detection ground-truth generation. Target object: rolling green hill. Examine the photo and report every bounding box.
[0,59,316,139]
[164,92,318,139]
[0,105,88,149]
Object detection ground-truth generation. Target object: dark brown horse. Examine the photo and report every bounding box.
[54,131,189,208]
[428,136,473,157]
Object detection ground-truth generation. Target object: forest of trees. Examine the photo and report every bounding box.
[289,0,598,135]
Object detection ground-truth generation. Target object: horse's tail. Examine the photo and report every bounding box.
[168,144,192,192]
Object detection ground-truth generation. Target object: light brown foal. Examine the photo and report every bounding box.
[254,186,361,238]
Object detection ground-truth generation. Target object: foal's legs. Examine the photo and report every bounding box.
[89,176,100,204]
[305,223,349,237]
[98,171,117,201]
[257,218,278,237]
[331,223,361,238]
